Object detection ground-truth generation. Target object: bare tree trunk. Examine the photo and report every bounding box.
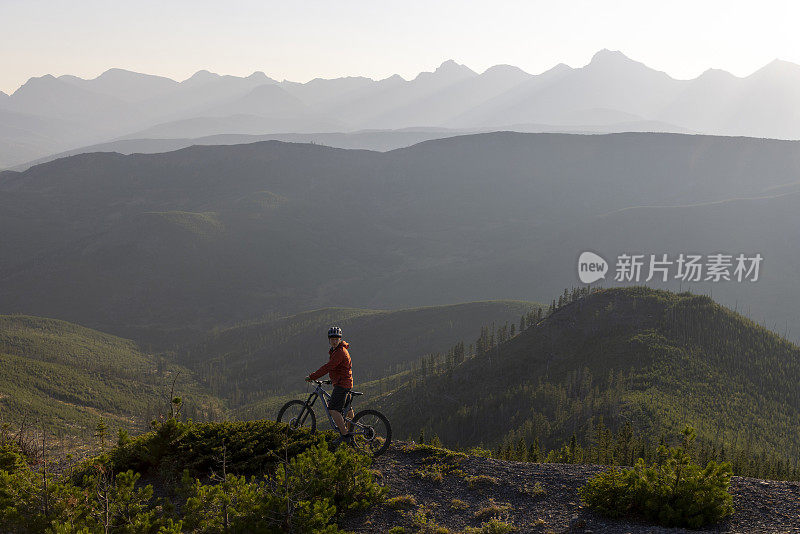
[41,430,49,519]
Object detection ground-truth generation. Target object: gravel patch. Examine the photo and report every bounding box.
[340,441,800,533]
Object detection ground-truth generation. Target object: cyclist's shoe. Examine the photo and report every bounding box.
[332,434,353,452]
[334,433,354,446]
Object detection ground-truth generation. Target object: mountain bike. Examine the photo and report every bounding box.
[276,379,392,457]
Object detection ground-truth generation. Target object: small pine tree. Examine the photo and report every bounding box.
[569,434,577,463]
[528,438,540,462]
[515,438,527,461]
[580,426,734,528]
[95,418,108,452]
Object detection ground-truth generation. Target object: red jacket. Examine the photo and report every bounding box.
[309,341,353,388]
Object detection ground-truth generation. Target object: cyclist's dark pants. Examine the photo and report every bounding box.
[329,385,351,413]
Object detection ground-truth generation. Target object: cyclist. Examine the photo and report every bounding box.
[305,326,355,437]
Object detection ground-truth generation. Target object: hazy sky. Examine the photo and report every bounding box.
[1,0,799,94]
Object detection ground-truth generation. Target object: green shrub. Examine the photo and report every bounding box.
[465,474,499,489]
[387,494,417,509]
[83,419,321,483]
[579,427,734,528]
[0,467,43,532]
[181,471,304,534]
[449,498,469,510]
[465,446,493,458]
[522,481,546,498]
[285,442,386,515]
[0,443,27,473]
[411,450,466,484]
[473,499,511,521]
[464,518,516,533]
[580,467,629,517]
[409,505,451,534]
[61,467,181,533]
[181,442,386,533]
[0,424,32,475]
[1,463,180,534]
[412,465,444,483]
[410,443,467,460]
[1,421,385,533]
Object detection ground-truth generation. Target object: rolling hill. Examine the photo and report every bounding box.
[0,315,224,436]
[2,132,800,347]
[9,122,687,173]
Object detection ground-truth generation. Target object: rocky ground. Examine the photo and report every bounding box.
[340,441,800,534]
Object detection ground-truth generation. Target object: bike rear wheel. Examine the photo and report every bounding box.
[276,400,317,432]
[350,409,391,457]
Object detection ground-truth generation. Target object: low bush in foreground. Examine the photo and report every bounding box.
[465,474,499,489]
[181,442,386,533]
[579,427,733,528]
[464,518,516,533]
[387,494,418,509]
[91,418,321,482]
[1,462,181,533]
[1,420,386,533]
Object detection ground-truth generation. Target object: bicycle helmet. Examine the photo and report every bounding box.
[328,326,343,338]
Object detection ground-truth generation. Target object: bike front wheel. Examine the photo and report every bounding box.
[351,409,392,457]
[276,400,316,432]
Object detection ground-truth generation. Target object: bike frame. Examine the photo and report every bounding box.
[300,381,358,433]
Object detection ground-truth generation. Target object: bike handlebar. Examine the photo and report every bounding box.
[308,379,331,385]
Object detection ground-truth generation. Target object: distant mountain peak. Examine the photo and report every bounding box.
[31,74,57,82]
[767,58,797,68]
[588,49,634,66]
[13,74,60,94]
[698,68,738,81]
[546,62,573,74]
[94,68,177,84]
[184,70,221,83]
[434,59,476,75]
[247,71,270,81]
[98,67,136,77]
[411,60,477,83]
[482,64,530,76]
[750,58,800,78]
[381,73,406,83]
[584,49,671,78]
[437,59,460,69]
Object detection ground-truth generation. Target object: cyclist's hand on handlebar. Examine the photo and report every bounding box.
[304,375,312,382]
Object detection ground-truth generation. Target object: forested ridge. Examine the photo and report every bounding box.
[370,287,800,480]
